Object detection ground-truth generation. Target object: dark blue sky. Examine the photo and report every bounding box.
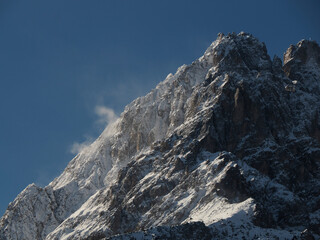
[0,0,319,215]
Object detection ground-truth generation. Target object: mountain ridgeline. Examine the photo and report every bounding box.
[1,32,320,240]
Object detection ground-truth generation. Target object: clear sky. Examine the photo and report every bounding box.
[0,0,319,215]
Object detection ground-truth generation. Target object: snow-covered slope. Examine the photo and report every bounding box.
[1,32,320,240]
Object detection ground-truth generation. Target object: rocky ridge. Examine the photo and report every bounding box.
[1,32,320,240]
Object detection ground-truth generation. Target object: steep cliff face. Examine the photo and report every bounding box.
[1,33,320,240]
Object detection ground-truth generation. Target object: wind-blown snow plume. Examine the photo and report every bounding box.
[94,105,118,126]
[69,137,94,155]
[69,106,118,155]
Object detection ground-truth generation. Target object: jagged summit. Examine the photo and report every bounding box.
[283,39,320,93]
[1,33,320,240]
[202,32,271,73]
[284,39,320,66]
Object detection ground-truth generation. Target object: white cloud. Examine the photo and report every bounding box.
[69,106,118,155]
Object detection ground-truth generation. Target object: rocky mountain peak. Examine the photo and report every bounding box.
[1,33,320,240]
[284,39,320,66]
[202,32,271,74]
[283,39,320,88]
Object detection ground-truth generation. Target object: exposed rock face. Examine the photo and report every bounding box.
[1,33,320,240]
[283,40,320,81]
[106,222,214,240]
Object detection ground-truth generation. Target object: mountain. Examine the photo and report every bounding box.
[1,32,320,240]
